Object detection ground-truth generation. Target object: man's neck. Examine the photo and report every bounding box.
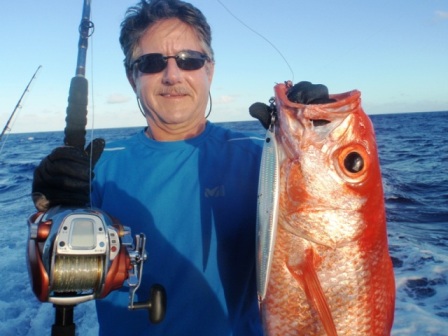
[145,119,207,141]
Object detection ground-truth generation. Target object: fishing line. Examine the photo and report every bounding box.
[216,0,295,82]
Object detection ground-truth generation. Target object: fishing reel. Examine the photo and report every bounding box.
[26,206,166,323]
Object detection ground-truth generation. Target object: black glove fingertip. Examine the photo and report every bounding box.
[86,138,105,167]
[287,81,336,105]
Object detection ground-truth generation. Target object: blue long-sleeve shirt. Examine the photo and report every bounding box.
[92,122,263,335]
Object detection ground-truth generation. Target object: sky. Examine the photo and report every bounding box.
[1,0,447,134]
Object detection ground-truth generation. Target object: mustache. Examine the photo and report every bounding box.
[157,87,190,95]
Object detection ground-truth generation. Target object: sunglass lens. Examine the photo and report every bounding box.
[177,50,207,70]
[178,58,205,71]
[138,54,166,74]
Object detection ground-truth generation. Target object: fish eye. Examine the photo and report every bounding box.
[344,152,364,173]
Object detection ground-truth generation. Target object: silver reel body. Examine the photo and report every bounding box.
[27,206,165,322]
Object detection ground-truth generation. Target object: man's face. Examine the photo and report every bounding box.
[129,18,214,138]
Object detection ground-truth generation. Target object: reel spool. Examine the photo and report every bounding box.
[27,206,166,323]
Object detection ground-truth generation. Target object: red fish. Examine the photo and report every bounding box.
[257,82,395,335]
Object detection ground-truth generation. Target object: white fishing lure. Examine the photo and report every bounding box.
[256,127,280,301]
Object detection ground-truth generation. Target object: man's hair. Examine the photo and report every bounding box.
[120,0,214,73]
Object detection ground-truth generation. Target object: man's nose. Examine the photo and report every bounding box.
[162,58,182,84]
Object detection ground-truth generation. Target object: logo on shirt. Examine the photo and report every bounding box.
[204,185,225,198]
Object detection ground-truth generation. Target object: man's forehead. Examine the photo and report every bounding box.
[137,18,202,52]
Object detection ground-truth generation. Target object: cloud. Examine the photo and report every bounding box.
[214,95,237,104]
[106,93,132,104]
[435,10,448,20]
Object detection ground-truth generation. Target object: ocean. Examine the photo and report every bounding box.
[0,111,447,335]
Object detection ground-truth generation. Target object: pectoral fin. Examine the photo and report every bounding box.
[288,248,338,336]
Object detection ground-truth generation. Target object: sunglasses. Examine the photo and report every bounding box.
[132,50,211,74]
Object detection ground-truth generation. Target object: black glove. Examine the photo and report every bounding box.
[286,81,336,104]
[32,138,105,211]
[249,102,273,130]
[250,81,336,129]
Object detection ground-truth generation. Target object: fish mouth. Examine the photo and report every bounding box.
[274,83,363,156]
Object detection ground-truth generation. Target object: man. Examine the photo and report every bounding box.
[34,0,263,335]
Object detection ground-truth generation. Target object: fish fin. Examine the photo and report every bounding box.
[289,248,338,336]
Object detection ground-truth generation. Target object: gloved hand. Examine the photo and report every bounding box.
[32,138,105,211]
[250,81,336,129]
[286,81,336,104]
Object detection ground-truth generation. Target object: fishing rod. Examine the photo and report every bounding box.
[64,0,94,149]
[0,65,42,142]
[53,0,94,333]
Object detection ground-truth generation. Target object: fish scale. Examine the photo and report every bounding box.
[257,82,395,335]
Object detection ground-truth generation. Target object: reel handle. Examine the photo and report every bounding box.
[130,284,167,323]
